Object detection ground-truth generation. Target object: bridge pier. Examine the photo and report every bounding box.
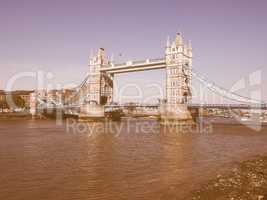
[79,103,105,121]
[188,107,200,122]
[160,104,194,125]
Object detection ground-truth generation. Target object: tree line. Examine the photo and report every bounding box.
[0,94,26,109]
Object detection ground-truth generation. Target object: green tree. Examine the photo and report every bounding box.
[5,94,26,109]
[12,95,26,109]
[0,99,8,109]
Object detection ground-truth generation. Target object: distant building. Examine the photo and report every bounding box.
[30,88,77,106]
[11,90,33,108]
[46,89,63,105]
[0,90,5,101]
[61,89,77,105]
[0,90,33,112]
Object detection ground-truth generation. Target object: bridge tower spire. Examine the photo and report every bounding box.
[166,36,170,47]
[175,32,183,46]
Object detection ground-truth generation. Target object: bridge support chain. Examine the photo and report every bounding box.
[159,104,194,125]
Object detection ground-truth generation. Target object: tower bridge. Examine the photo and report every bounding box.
[56,32,193,122]
[30,32,266,122]
[84,32,192,108]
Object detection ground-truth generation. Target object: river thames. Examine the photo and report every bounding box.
[1,119,267,200]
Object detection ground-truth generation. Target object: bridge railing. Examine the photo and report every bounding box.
[149,58,165,63]
[104,103,160,107]
[188,103,267,109]
[108,58,165,68]
[114,62,126,67]
[132,60,147,65]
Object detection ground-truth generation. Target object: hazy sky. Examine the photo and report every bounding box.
[1,0,266,102]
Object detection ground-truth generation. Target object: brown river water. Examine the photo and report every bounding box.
[0,119,267,200]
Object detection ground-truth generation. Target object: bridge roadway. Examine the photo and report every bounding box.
[100,58,166,74]
[39,103,267,118]
[189,104,267,110]
[39,102,267,110]
[104,103,267,110]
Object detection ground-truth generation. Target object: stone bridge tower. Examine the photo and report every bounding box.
[165,32,192,104]
[163,33,193,121]
[86,48,113,105]
[79,48,113,117]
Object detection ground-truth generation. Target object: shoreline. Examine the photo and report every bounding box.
[0,113,32,120]
[184,156,267,200]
